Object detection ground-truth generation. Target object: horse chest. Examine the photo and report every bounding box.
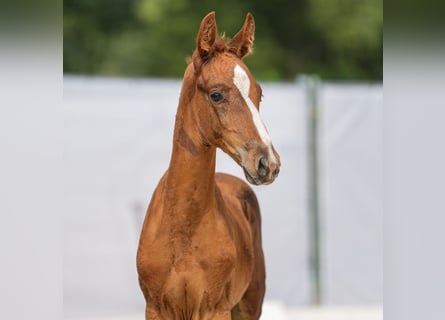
[138,217,253,313]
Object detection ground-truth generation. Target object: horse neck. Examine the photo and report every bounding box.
[164,80,217,229]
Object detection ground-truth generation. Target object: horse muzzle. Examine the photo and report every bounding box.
[243,154,280,186]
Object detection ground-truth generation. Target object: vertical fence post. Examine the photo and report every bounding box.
[299,74,322,305]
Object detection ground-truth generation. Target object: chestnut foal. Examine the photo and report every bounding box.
[137,12,281,320]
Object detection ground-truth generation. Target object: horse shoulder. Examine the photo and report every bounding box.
[215,172,261,228]
[214,173,261,263]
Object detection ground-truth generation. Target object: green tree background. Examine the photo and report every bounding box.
[64,0,382,81]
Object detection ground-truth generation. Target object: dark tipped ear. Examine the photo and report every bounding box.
[196,11,218,60]
[229,12,255,59]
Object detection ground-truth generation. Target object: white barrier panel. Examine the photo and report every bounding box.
[319,84,383,304]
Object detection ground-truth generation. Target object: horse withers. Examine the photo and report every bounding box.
[137,12,281,320]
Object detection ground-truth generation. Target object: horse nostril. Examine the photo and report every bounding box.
[273,167,280,178]
[258,157,269,178]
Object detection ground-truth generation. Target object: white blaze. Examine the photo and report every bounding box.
[233,65,271,145]
[233,64,276,159]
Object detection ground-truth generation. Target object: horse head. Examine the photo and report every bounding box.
[183,12,281,185]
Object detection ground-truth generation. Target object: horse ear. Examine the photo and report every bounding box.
[196,11,218,60]
[229,12,255,59]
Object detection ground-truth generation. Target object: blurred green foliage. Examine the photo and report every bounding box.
[64,0,382,81]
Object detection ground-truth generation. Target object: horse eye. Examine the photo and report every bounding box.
[209,92,224,103]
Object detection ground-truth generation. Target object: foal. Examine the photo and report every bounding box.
[137,12,280,320]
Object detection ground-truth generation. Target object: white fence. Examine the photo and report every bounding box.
[63,76,382,318]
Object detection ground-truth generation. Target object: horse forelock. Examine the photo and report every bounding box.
[212,33,229,53]
[192,34,236,75]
